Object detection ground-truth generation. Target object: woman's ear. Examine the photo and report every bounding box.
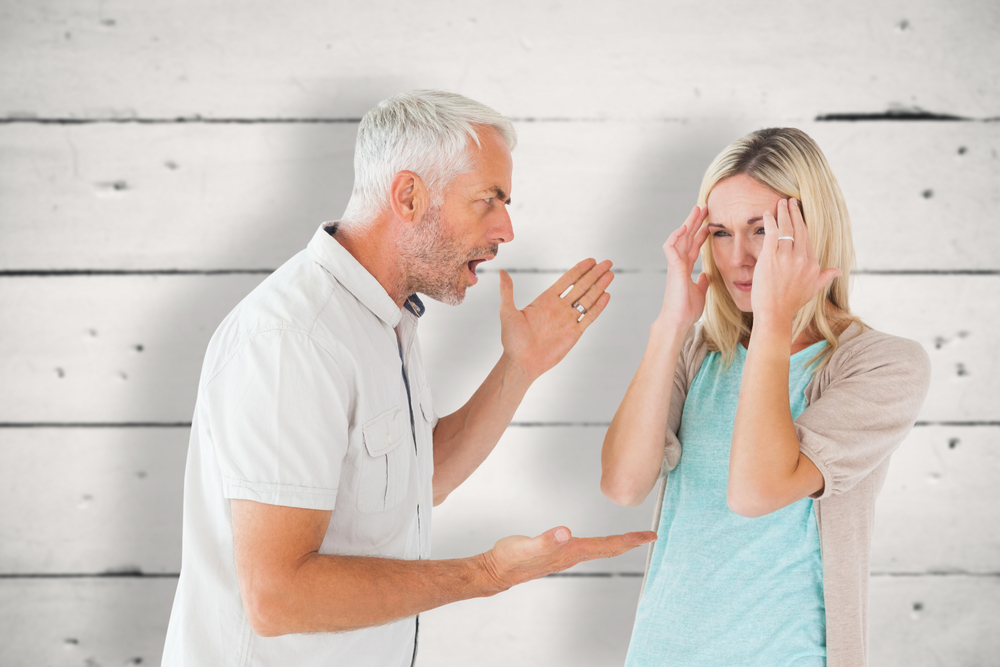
[388,170,429,223]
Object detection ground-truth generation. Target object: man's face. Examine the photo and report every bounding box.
[402,127,514,305]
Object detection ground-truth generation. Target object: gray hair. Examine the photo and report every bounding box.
[340,90,517,228]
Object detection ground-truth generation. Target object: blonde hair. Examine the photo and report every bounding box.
[697,127,861,367]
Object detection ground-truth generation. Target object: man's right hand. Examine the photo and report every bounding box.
[475,527,657,595]
[497,258,614,382]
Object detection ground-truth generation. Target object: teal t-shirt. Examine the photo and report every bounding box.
[626,341,827,667]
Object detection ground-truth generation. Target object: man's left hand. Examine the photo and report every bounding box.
[498,258,614,381]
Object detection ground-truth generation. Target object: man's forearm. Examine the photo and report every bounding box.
[236,513,657,638]
[241,551,497,637]
[431,352,534,504]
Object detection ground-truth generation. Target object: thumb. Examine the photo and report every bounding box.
[816,268,842,293]
[695,272,710,296]
[499,269,516,316]
[530,526,571,557]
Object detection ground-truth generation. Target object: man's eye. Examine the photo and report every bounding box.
[483,198,493,204]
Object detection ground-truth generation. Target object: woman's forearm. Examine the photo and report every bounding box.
[601,319,688,506]
[729,319,823,517]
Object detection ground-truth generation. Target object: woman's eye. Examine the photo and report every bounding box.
[754,227,766,235]
[712,230,730,238]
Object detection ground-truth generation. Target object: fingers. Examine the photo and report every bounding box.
[560,259,613,308]
[575,291,611,330]
[564,263,615,321]
[557,530,658,565]
[788,199,815,261]
[498,269,517,317]
[664,206,709,263]
[775,198,796,253]
[762,206,780,256]
[484,528,656,591]
[550,258,599,298]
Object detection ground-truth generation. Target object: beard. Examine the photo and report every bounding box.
[397,203,498,306]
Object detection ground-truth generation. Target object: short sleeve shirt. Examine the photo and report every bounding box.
[162,224,437,667]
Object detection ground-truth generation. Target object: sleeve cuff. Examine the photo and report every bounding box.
[223,477,338,511]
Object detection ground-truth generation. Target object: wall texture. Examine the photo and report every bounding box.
[1,0,997,664]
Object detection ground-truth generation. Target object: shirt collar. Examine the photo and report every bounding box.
[403,294,425,318]
[307,222,403,328]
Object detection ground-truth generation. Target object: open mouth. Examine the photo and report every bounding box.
[467,259,488,284]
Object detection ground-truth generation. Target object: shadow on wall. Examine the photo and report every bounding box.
[508,120,750,422]
[107,89,387,649]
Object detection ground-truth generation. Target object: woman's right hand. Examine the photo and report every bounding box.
[657,205,711,330]
[600,206,710,507]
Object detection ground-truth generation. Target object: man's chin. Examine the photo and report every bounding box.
[421,285,466,307]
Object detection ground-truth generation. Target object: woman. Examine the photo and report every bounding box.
[601,128,930,667]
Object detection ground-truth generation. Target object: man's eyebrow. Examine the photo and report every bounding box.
[486,186,511,204]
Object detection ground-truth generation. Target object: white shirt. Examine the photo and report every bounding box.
[162,224,436,667]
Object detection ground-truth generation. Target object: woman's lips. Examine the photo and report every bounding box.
[733,280,752,292]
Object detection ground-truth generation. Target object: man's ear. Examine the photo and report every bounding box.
[389,171,429,224]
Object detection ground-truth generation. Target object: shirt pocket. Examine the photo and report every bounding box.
[357,406,412,515]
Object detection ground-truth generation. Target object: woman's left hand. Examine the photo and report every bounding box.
[750,198,841,325]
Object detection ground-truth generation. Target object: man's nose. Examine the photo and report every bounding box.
[493,206,514,244]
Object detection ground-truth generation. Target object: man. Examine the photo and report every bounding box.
[162,90,654,666]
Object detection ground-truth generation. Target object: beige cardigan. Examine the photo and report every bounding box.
[647,322,931,667]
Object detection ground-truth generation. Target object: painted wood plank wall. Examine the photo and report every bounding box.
[1,0,997,664]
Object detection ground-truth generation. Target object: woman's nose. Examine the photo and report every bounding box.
[730,235,756,267]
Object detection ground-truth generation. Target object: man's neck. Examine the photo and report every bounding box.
[332,220,409,309]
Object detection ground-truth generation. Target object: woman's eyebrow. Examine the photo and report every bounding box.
[708,216,762,228]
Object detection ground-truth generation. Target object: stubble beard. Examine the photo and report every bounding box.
[397,203,498,306]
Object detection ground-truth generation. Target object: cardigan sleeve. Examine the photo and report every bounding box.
[661,324,708,475]
[796,329,931,500]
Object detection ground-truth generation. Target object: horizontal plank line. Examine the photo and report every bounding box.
[870,571,1000,578]
[0,269,275,276]
[913,421,1000,427]
[546,572,644,578]
[0,421,996,429]
[854,270,1000,276]
[510,421,612,427]
[816,109,999,122]
[2,268,998,278]
[0,572,179,579]
[0,116,613,125]
[0,117,363,125]
[0,422,193,428]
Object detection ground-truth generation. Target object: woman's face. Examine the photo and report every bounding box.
[706,174,785,313]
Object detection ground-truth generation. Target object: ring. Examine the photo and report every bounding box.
[777,236,795,242]
[572,301,587,315]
